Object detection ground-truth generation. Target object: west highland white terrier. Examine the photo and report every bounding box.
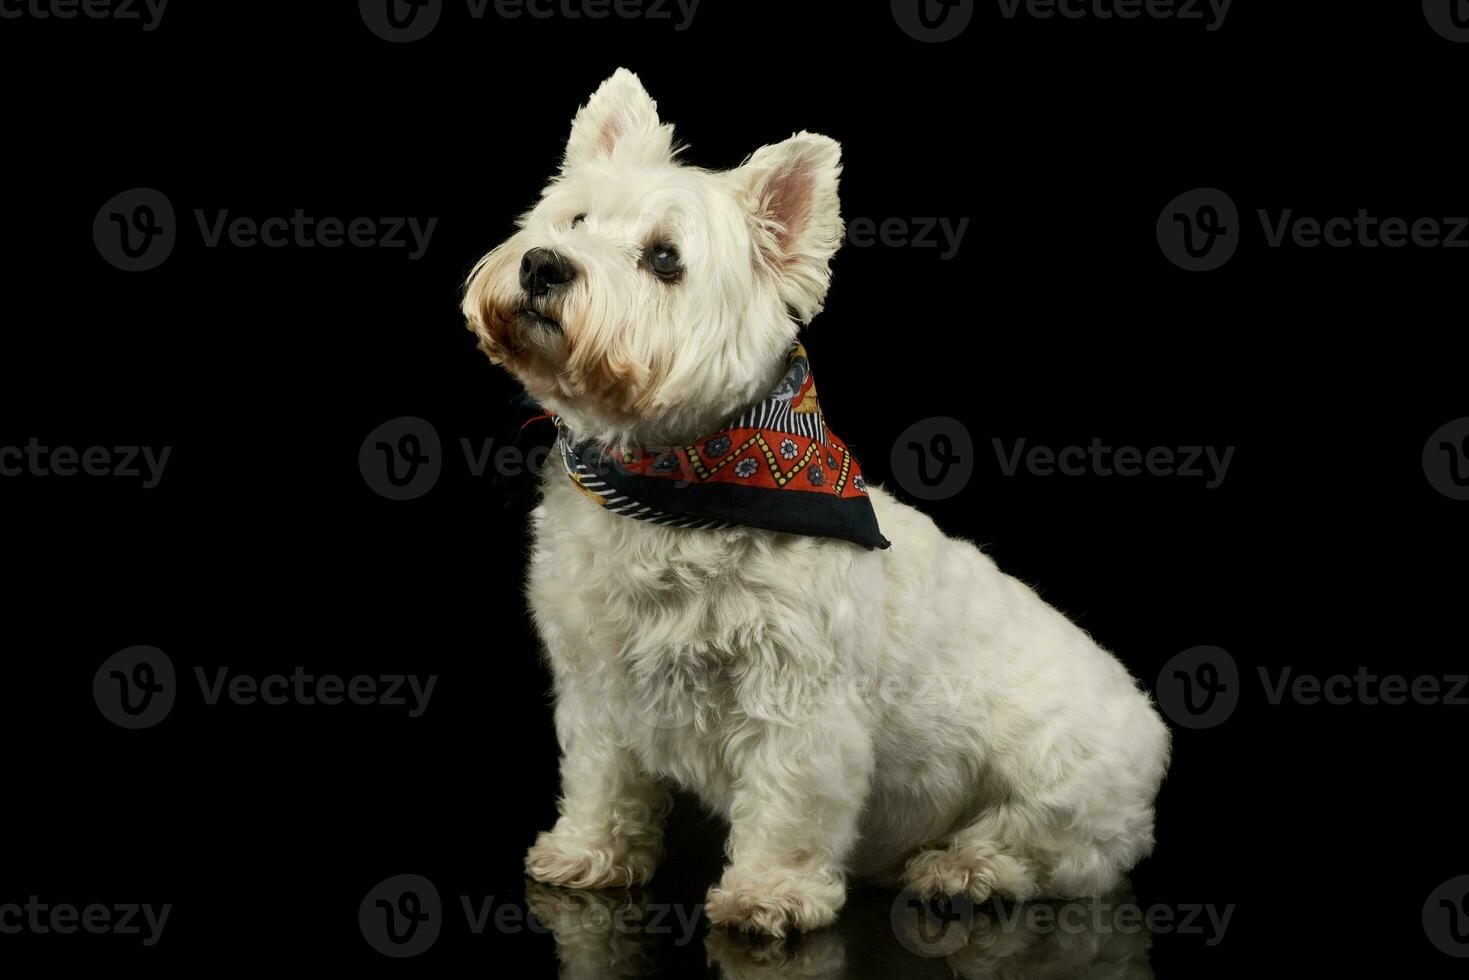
[462,69,1170,937]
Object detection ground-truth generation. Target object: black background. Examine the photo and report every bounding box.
[3,0,1466,975]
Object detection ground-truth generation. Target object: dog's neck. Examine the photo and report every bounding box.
[546,349,793,453]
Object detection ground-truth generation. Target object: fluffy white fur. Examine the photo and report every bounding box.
[463,69,1171,938]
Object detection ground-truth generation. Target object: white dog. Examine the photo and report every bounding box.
[462,69,1170,938]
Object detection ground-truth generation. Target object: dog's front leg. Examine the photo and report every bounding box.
[525,688,672,889]
[704,702,874,937]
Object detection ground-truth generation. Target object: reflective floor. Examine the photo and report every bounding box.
[525,882,1156,979]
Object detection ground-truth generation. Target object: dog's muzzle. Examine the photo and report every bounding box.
[512,305,563,334]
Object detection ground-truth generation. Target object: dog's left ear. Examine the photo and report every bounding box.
[563,68,675,170]
[731,132,844,324]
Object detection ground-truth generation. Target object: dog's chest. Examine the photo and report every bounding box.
[530,474,819,632]
[527,478,878,796]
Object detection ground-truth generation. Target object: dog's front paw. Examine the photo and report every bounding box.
[525,830,659,889]
[704,866,844,938]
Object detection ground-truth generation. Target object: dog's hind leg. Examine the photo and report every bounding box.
[901,797,1158,902]
[900,817,1039,904]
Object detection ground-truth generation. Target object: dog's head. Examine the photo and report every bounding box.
[463,68,843,448]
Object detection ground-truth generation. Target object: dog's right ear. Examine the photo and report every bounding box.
[563,68,675,170]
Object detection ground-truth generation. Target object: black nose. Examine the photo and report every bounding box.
[519,248,576,297]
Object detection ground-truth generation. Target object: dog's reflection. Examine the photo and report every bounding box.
[704,928,848,980]
[526,880,1154,979]
[890,890,1156,980]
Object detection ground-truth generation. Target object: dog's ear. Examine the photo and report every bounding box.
[563,68,675,170]
[731,132,844,324]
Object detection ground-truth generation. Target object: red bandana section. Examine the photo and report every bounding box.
[557,343,888,549]
[619,425,869,498]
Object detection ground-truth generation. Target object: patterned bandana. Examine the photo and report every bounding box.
[554,343,889,549]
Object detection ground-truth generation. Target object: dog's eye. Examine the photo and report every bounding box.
[645,243,682,281]
[571,213,587,228]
